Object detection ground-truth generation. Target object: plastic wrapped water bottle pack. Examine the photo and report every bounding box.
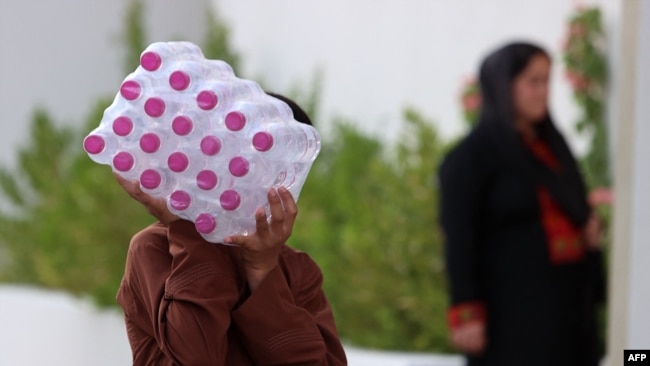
[83,41,321,243]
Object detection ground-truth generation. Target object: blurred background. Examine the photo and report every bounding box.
[0,0,647,365]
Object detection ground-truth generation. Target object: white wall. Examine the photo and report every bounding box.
[0,0,619,164]
[0,285,464,366]
[213,0,616,154]
[0,0,208,168]
[0,285,132,366]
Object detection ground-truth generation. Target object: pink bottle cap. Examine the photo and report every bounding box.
[225,111,246,131]
[112,116,133,136]
[197,90,218,110]
[196,170,218,190]
[170,190,191,211]
[228,156,249,177]
[168,152,189,172]
[169,70,190,91]
[113,152,134,172]
[140,52,162,71]
[195,213,217,233]
[220,189,241,210]
[252,132,274,151]
[120,80,141,100]
[200,136,222,156]
[139,133,161,153]
[172,116,193,136]
[83,135,105,154]
[140,169,162,189]
[144,97,166,117]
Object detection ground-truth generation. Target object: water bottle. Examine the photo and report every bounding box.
[83,41,321,244]
[250,122,320,163]
[83,131,118,165]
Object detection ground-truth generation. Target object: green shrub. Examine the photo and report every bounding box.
[0,0,454,352]
[290,109,452,352]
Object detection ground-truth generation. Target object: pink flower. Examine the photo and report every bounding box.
[589,187,614,207]
[560,35,570,51]
[459,75,482,114]
[564,70,590,91]
[570,22,587,37]
[462,94,481,112]
[462,75,478,87]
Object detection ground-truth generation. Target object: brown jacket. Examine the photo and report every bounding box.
[116,220,347,365]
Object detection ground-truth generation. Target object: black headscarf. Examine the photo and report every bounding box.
[475,42,591,227]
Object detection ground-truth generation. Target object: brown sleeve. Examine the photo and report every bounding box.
[117,223,174,366]
[156,220,242,366]
[231,253,347,365]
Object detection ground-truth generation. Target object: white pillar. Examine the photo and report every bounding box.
[606,0,650,363]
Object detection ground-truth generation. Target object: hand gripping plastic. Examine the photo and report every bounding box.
[83,41,321,243]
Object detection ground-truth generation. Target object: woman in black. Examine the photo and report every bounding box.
[438,42,605,366]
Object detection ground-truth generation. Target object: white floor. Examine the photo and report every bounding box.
[0,284,463,366]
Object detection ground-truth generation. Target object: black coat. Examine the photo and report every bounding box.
[438,124,605,366]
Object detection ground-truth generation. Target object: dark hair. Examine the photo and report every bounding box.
[476,41,590,226]
[265,91,313,126]
[478,41,550,130]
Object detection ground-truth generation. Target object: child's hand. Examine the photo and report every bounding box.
[224,187,297,292]
[113,172,179,225]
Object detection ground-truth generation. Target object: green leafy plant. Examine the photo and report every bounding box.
[563,7,610,356]
[0,0,242,306]
[562,6,609,188]
[202,8,241,74]
[0,103,146,305]
[121,0,146,74]
[0,0,454,352]
[459,76,481,127]
[562,5,612,258]
[290,109,452,352]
